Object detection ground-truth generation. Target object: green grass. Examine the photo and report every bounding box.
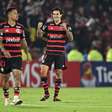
[0,87,112,112]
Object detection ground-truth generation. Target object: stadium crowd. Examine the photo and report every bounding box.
[0,0,112,61]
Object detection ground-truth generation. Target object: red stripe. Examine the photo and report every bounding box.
[48,26,65,31]
[3,28,23,34]
[2,50,21,52]
[4,44,21,47]
[48,33,64,38]
[48,40,65,43]
[47,50,64,52]
[0,37,20,40]
[0,38,3,40]
[0,55,22,58]
[47,45,64,48]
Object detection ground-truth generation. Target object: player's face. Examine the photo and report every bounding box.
[52,10,62,22]
[8,9,19,21]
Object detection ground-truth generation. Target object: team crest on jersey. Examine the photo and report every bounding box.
[16,29,21,33]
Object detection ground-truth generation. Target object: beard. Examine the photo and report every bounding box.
[53,17,60,22]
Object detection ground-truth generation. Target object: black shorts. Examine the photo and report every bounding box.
[0,57,22,74]
[42,54,66,70]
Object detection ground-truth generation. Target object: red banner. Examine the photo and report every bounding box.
[1,61,80,87]
[63,62,80,87]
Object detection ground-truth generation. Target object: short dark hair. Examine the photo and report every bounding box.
[51,7,63,14]
[6,7,17,15]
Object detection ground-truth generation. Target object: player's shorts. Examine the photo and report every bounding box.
[42,54,67,70]
[0,57,22,74]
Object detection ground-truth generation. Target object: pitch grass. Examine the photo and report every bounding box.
[0,87,112,112]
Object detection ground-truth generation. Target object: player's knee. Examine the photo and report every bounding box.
[13,69,21,75]
[56,69,63,78]
[13,70,21,79]
[56,69,62,74]
[40,65,49,76]
[2,75,9,85]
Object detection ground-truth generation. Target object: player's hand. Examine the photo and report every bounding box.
[61,23,67,30]
[38,22,43,29]
[3,51,11,58]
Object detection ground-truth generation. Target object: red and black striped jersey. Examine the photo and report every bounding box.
[0,22,25,58]
[41,21,72,55]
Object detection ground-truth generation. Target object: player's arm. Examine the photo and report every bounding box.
[62,23,73,42]
[20,38,30,60]
[37,21,48,39]
[37,21,44,38]
[0,29,3,50]
[65,28,73,41]
[20,28,30,61]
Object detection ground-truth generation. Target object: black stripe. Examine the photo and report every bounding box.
[47,51,64,55]
[4,46,21,50]
[47,47,64,50]
[1,52,21,55]
[47,42,65,46]
[3,33,22,37]
[47,30,65,34]
[3,42,21,44]
[48,37,65,40]
[9,52,21,55]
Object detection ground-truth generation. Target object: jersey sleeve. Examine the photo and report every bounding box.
[0,23,3,40]
[21,27,26,39]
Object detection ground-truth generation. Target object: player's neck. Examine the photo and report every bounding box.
[54,20,61,25]
[8,19,16,27]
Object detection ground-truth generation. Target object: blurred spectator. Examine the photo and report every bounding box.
[21,49,32,61]
[88,41,103,61]
[106,45,112,62]
[67,45,83,62]
[74,6,91,52]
